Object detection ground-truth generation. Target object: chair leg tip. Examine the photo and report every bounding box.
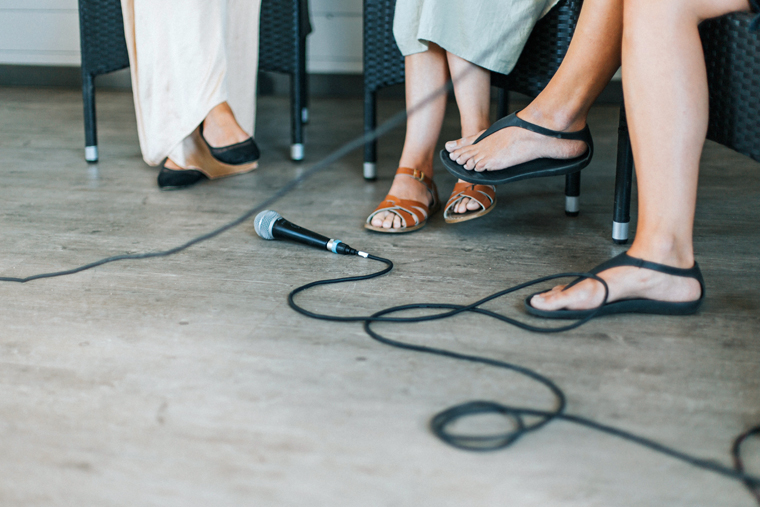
[290,144,304,161]
[363,162,377,180]
[612,221,630,244]
[564,196,580,216]
[85,146,99,163]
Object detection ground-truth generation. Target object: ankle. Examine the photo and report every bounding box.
[628,235,695,268]
[460,118,490,138]
[397,159,434,179]
[521,98,588,132]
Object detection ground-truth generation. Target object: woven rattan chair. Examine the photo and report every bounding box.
[362,0,585,216]
[611,12,760,243]
[78,0,311,163]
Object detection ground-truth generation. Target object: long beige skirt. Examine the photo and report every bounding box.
[121,0,261,178]
[394,0,560,75]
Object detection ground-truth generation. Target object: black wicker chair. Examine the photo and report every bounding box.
[611,12,760,243]
[78,0,311,163]
[362,0,584,216]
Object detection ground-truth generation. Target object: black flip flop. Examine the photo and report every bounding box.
[524,252,705,320]
[440,112,593,185]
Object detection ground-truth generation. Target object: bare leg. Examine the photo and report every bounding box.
[446,52,492,214]
[165,101,251,169]
[369,44,492,228]
[445,0,622,172]
[531,0,751,312]
[369,43,449,229]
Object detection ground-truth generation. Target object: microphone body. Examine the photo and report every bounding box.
[255,211,362,256]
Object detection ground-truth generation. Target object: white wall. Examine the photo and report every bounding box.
[0,0,363,73]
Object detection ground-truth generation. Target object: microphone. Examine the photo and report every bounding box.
[254,210,367,257]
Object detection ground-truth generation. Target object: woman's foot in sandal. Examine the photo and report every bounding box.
[444,181,496,223]
[366,167,439,233]
[444,108,588,173]
[526,244,704,318]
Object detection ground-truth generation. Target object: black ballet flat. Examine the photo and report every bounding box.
[200,124,260,166]
[157,161,208,189]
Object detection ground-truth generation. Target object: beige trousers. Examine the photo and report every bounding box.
[121,0,261,177]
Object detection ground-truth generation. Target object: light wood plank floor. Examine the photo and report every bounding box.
[0,87,758,507]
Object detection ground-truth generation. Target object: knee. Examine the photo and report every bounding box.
[622,0,695,46]
[624,0,712,30]
[624,0,689,26]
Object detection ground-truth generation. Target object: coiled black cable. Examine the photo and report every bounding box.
[288,253,760,503]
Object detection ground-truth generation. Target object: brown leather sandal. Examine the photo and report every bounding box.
[365,167,440,233]
[443,182,496,224]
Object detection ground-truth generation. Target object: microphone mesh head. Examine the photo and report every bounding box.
[254,210,282,240]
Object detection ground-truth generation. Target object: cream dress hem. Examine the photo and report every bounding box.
[394,0,561,76]
[121,0,261,176]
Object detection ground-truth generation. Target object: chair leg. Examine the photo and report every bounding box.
[300,35,309,125]
[497,89,509,119]
[613,102,634,244]
[363,89,378,180]
[564,172,581,216]
[82,73,98,163]
[290,72,304,161]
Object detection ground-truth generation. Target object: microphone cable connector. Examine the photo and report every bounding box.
[326,239,367,257]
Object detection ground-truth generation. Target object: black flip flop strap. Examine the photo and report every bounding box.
[473,112,591,146]
[565,252,704,293]
[589,252,699,278]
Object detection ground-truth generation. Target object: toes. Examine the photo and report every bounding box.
[371,211,387,227]
[456,198,469,214]
[382,213,395,229]
[530,280,606,312]
[450,146,475,165]
[393,214,401,229]
[466,198,481,211]
[445,132,481,152]
[445,139,462,152]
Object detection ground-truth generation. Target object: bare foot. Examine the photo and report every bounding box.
[370,172,435,230]
[529,263,702,312]
[202,102,250,148]
[444,113,587,172]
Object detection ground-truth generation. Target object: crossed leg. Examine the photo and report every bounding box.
[444,0,622,172]
[369,43,492,230]
[531,0,751,312]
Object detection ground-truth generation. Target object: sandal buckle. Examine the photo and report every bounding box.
[412,169,425,181]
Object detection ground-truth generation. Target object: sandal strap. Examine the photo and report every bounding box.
[568,252,705,295]
[445,182,495,212]
[396,167,435,192]
[473,111,592,146]
[395,167,439,210]
[366,195,430,228]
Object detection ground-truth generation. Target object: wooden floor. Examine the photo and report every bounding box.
[0,87,759,507]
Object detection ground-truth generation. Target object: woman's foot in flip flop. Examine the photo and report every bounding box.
[444,108,588,172]
[529,246,703,312]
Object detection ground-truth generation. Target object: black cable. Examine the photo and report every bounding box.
[734,426,760,504]
[288,253,760,503]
